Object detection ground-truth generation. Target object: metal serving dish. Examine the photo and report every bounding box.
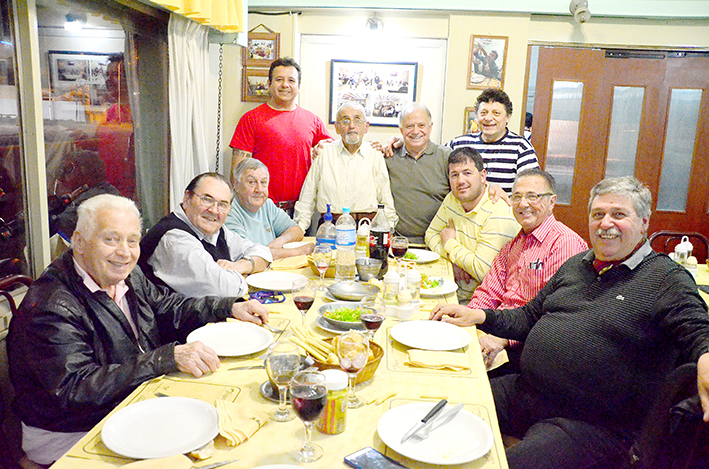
[318,301,365,329]
[326,281,380,302]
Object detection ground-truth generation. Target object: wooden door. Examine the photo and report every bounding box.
[530,47,709,244]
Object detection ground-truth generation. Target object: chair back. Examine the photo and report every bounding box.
[648,231,709,264]
[0,275,32,316]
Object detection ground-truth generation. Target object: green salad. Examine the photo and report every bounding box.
[324,307,362,322]
[403,251,419,260]
[421,273,442,289]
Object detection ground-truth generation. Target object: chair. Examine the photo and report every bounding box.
[0,275,32,469]
[630,363,709,469]
[648,231,709,264]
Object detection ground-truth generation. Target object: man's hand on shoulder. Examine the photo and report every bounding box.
[487,183,511,206]
[174,341,220,377]
[381,137,403,158]
[232,299,269,325]
[311,139,335,159]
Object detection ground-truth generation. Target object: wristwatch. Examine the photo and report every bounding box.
[243,255,255,274]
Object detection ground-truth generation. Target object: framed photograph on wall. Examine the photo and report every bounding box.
[463,107,479,134]
[241,68,270,102]
[467,35,508,90]
[330,59,418,127]
[48,51,111,105]
[242,31,280,67]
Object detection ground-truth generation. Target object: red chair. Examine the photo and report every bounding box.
[648,231,709,264]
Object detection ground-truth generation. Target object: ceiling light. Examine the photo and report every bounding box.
[64,12,87,32]
[569,0,591,24]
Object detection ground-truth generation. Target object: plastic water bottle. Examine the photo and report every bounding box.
[335,207,356,283]
[369,204,390,277]
[316,204,336,249]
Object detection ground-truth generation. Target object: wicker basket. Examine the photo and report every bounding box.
[312,339,383,384]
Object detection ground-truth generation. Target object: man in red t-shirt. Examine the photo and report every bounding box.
[229,58,331,206]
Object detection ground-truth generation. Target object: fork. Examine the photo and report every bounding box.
[409,403,465,442]
[262,322,284,334]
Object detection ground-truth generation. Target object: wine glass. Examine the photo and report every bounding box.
[292,279,315,327]
[312,245,332,291]
[265,341,301,422]
[359,295,384,341]
[290,370,327,462]
[391,236,409,274]
[335,330,369,409]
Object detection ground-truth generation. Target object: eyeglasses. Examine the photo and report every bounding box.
[510,192,554,203]
[249,290,285,304]
[337,117,366,126]
[193,193,232,213]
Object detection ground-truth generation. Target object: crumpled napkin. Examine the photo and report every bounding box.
[215,399,268,446]
[405,349,470,372]
[269,255,309,270]
[120,454,192,468]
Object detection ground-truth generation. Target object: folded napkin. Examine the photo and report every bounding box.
[405,349,470,372]
[120,454,192,468]
[270,255,309,270]
[215,399,268,446]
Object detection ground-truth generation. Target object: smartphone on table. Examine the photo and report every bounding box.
[344,447,409,469]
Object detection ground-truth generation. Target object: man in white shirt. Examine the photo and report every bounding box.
[139,172,272,298]
[294,102,397,231]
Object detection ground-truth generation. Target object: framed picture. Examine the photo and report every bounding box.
[242,32,280,67]
[241,68,270,102]
[48,51,111,105]
[463,107,479,134]
[330,59,418,127]
[467,35,508,90]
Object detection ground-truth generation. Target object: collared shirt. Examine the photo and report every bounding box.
[582,238,653,270]
[294,140,397,231]
[225,197,297,245]
[147,205,273,298]
[72,259,138,339]
[386,141,450,244]
[425,189,520,301]
[469,214,588,310]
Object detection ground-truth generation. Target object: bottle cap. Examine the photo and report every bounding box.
[377,203,384,209]
[406,268,421,281]
[343,207,350,214]
[357,218,370,236]
[321,369,348,390]
[383,270,399,283]
[324,204,333,221]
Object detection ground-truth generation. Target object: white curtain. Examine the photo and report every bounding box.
[168,15,211,210]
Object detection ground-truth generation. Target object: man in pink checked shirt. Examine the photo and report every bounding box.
[471,168,587,370]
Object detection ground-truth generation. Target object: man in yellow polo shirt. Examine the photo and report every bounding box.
[425,147,520,303]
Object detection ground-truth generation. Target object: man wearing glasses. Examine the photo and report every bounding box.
[139,172,271,298]
[470,168,587,371]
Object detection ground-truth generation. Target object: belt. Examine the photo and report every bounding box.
[321,211,377,225]
[276,200,296,211]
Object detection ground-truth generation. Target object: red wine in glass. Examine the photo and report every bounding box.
[291,385,327,422]
[294,295,315,312]
[360,313,384,332]
[391,246,408,258]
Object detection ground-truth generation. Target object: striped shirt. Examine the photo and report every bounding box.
[446,130,539,194]
[425,189,520,301]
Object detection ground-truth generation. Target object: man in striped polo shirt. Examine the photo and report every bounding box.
[447,88,539,194]
[471,168,588,370]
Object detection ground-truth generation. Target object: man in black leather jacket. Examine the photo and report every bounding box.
[7,194,269,466]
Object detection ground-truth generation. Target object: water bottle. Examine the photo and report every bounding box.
[369,204,390,277]
[335,207,356,283]
[316,204,336,249]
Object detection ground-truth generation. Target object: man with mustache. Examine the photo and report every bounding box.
[431,176,709,469]
[425,146,519,303]
[139,172,271,298]
[226,158,313,259]
[294,102,397,231]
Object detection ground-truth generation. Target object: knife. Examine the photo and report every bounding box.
[413,403,465,443]
[400,399,447,444]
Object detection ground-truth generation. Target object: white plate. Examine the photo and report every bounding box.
[420,278,458,297]
[390,320,471,351]
[378,402,493,465]
[405,248,440,264]
[469,73,486,84]
[283,241,310,249]
[101,397,218,459]
[187,322,273,356]
[247,271,308,291]
[315,315,366,334]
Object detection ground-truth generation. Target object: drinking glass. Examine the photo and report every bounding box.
[290,370,327,462]
[292,279,315,327]
[359,295,384,341]
[336,330,369,409]
[391,236,409,274]
[265,341,301,422]
[312,245,332,291]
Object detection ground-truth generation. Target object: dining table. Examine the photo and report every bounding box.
[49,248,509,469]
